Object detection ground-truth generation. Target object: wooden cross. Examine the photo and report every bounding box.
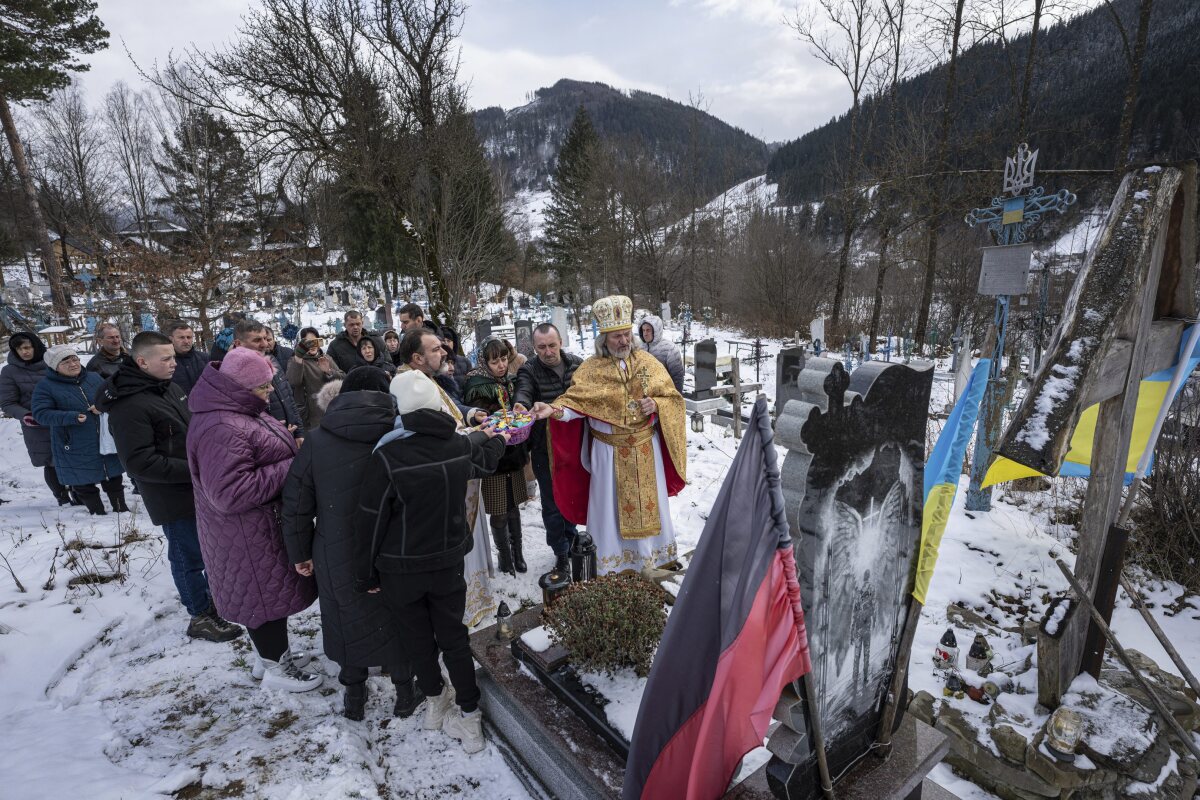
[707,357,746,438]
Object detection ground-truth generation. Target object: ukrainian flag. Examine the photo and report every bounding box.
[913,359,991,605]
[983,324,1200,488]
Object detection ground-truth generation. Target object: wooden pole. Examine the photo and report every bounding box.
[1056,559,1200,761]
[730,357,743,440]
[875,599,922,752]
[1118,572,1200,699]
[798,672,836,798]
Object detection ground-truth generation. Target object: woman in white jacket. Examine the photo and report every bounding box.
[637,314,685,393]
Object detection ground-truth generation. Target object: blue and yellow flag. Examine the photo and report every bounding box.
[983,325,1200,488]
[913,359,991,605]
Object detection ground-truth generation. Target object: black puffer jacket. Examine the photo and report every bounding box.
[171,347,210,396]
[281,390,405,667]
[86,349,129,379]
[95,362,194,525]
[514,351,582,452]
[354,409,504,588]
[0,332,52,467]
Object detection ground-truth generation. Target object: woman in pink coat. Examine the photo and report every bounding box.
[187,347,321,692]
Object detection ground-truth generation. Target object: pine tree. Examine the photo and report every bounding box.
[542,105,601,302]
[0,0,108,319]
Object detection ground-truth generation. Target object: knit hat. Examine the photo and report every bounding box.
[220,347,275,389]
[342,365,392,394]
[45,344,79,372]
[390,369,442,415]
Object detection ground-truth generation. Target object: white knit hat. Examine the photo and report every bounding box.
[390,370,443,415]
[44,344,80,372]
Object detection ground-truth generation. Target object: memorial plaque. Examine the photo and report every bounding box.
[474,318,493,348]
[551,307,570,339]
[692,338,717,398]
[514,319,534,358]
[978,243,1034,296]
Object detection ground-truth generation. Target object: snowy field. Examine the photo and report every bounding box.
[1,322,1198,798]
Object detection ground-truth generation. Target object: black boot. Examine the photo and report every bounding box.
[53,490,72,506]
[554,552,571,576]
[507,507,527,573]
[490,514,514,575]
[76,487,107,516]
[343,681,367,722]
[107,490,130,514]
[393,676,425,718]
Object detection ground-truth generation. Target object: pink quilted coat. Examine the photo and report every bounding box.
[186,362,316,628]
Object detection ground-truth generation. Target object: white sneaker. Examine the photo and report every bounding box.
[260,651,323,693]
[422,687,457,731]
[251,648,313,680]
[443,708,485,754]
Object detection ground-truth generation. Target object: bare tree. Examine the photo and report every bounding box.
[103,82,157,240]
[789,0,887,334]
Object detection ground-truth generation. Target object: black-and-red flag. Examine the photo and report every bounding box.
[622,395,813,800]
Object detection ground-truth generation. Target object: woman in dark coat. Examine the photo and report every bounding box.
[187,347,320,692]
[31,345,127,515]
[1,332,71,504]
[356,336,395,376]
[382,329,403,368]
[282,366,420,721]
[462,338,530,575]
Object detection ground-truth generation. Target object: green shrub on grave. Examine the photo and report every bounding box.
[543,572,667,677]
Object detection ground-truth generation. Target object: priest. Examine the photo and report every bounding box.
[530,295,687,574]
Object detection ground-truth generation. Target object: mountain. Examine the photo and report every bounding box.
[767,0,1200,203]
[474,79,770,202]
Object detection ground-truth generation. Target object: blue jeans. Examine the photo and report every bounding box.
[161,517,212,617]
[532,447,577,557]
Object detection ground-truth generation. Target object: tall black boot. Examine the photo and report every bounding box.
[490,513,514,575]
[343,681,367,722]
[507,506,527,573]
[106,488,130,513]
[74,485,107,516]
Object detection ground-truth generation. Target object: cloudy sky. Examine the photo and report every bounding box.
[77,0,853,144]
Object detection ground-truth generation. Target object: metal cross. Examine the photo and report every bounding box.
[964,143,1075,512]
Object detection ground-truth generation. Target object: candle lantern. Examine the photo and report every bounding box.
[691,412,705,433]
[539,568,571,608]
[569,532,598,583]
[495,601,515,641]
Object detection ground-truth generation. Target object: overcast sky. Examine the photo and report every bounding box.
[76,0,854,144]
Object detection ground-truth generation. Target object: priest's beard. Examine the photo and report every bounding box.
[595,335,632,360]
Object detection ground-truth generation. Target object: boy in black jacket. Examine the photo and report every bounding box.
[355,369,507,754]
[96,331,241,643]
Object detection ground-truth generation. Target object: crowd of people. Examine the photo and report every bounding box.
[0,296,688,756]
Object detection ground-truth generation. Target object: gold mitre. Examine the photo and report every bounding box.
[592,295,633,333]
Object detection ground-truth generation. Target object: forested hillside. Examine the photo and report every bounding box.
[474,79,770,200]
[768,0,1200,203]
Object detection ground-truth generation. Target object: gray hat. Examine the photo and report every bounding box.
[44,344,80,372]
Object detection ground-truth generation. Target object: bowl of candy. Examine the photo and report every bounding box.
[487,410,535,445]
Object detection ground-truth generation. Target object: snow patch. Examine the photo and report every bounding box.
[520,625,553,653]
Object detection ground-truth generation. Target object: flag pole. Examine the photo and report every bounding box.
[875,599,921,751]
[799,670,836,798]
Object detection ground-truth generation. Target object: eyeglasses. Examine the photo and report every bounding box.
[59,355,80,363]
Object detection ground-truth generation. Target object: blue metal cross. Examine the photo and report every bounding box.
[964,144,1075,512]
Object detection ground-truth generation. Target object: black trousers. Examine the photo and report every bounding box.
[43,466,66,499]
[380,563,479,713]
[532,446,577,556]
[71,475,124,502]
[247,617,290,662]
[338,662,414,687]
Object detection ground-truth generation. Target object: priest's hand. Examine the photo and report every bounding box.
[638,397,657,416]
[530,402,556,420]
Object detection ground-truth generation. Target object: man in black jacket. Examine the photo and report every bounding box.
[326,310,386,373]
[513,323,582,573]
[166,320,209,395]
[355,369,507,755]
[96,331,241,643]
[86,322,129,379]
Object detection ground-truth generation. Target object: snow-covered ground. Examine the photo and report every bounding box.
[1,322,1197,798]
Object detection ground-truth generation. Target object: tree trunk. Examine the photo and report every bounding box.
[831,222,855,335]
[0,94,71,320]
[915,0,967,348]
[1115,0,1154,169]
[868,228,891,353]
[1017,0,1045,142]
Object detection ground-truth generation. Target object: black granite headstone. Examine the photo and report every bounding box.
[692,338,717,398]
[475,318,493,348]
[775,347,806,420]
[770,357,934,799]
[515,319,534,358]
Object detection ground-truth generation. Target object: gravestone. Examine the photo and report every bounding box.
[770,357,935,798]
[490,314,502,327]
[507,295,515,311]
[692,338,718,398]
[775,347,807,420]
[551,307,570,340]
[474,318,493,348]
[514,319,534,358]
[338,289,349,306]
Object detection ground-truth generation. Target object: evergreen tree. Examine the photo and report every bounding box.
[542,105,601,303]
[0,0,108,319]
